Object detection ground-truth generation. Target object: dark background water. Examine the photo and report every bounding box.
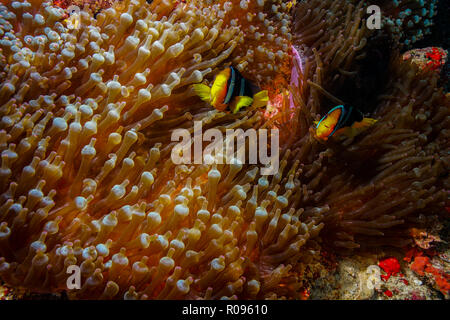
[413,0,449,91]
[414,0,449,53]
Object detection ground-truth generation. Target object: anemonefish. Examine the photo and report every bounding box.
[64,6,80,30]
[193,66,269,114]
[287,0,297,10]
[314,105,377,141]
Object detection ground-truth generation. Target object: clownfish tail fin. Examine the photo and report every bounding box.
[345,117,378,138]
[193,84,211,102]
[351,117,377,129]
[252,90,269,109]
[362,117,378,125]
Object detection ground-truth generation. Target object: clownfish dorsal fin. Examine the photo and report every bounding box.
[193,84,211,102]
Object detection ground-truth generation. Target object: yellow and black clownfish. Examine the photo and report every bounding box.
[314,104,377,141]
[193,66,269,114]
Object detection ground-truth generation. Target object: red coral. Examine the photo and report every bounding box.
[379,257,401,281]
[410,256,430,276]
[410,255,450,295]
[402,47,447,72]
[432,273,450,295]
[384,290,393,297]
[404,248,421,262]
[425,47,447,71]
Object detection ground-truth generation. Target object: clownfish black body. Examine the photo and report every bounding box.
[314,104,377,141]
[193,66,268,114]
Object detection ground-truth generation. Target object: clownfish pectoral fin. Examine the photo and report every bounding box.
[232,96,254,113]
[193,84,211,102]
[252,90,269,109]
[333,126,355,139]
